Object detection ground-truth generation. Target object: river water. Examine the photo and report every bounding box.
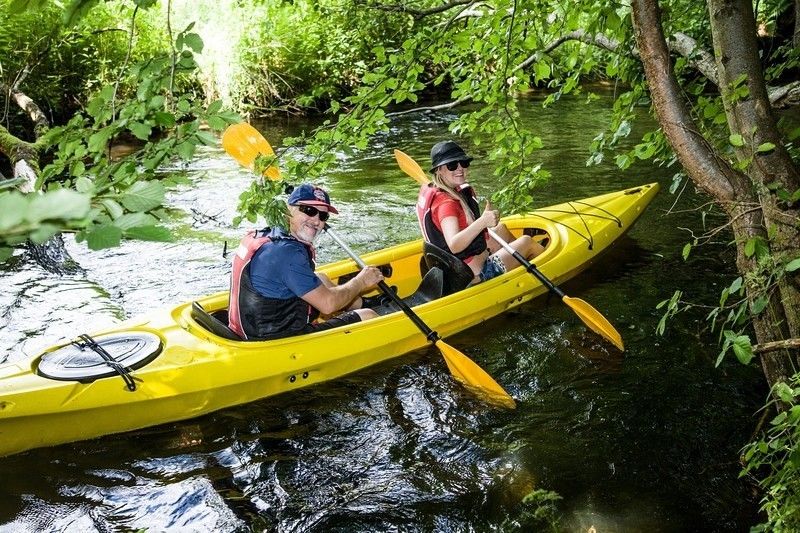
[0,93,764,532]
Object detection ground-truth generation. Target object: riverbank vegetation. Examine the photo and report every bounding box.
[1,0,799,529]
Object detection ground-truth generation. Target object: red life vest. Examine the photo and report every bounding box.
[228,229,319,340]
[416,183,487,261]
[228,230,272,339]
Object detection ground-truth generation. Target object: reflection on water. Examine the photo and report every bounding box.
[0,94,763,531]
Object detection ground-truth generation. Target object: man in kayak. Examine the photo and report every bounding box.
[416,141,543,284]
[228,183,384,340]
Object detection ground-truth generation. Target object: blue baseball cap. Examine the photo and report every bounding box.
[287,183,338,214]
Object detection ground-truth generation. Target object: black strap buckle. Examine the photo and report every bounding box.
[72,334,137,391]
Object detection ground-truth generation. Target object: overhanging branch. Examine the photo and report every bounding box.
[389,28,799,117]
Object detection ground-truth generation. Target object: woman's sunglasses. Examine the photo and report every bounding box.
[444,160,471,171]
[296,204,330,222]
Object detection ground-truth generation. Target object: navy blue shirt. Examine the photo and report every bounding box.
[249,228,321,300]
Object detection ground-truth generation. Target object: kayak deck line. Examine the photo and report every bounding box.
[0,183,660,457]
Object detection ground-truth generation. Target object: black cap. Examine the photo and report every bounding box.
[430,141,473,172]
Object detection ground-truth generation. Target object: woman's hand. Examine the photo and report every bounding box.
[479,201,499,229]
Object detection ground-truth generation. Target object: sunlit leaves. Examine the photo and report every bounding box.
[744,236,769,259]
[119,181,165,212]
[729,134,745,147]
[718,330,753,366]
[655,290,683,336]
[83,224,122,250]
[8,0,50,14]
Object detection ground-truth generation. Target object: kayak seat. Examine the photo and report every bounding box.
[419,242,474,296]
[371,266,444,316]
[191,301,242,341]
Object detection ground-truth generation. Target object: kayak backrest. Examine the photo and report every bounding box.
[420,242,474,296]
[191,301,243,341]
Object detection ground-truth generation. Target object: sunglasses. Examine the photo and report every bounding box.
[296,204,330,222]
[444,160,471,171]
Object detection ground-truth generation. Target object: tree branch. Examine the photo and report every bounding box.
[3,82,49,138]
[391,27,800,118]
[363,0,478,19]
[754,338,800,354]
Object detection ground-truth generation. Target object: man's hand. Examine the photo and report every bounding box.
[353,266,384,291]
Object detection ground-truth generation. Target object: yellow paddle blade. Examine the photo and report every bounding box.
[563,296,625,351]
[436,340,516,409]
[394,149,430,185]
[222,123,281,181]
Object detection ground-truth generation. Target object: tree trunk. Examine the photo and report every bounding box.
[0,87,80,275]
[631,0,800,391]
[795,0,800,48]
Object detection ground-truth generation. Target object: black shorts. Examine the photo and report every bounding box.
[303,310,362,333]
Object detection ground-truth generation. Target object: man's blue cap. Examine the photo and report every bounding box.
[287,183,338,214]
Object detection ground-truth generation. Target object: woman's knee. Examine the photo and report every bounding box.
[355,308,378,321]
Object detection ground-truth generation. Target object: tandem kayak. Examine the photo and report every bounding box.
[0,183,659,456]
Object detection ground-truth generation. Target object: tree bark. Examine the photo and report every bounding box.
[631,0,800,392]
[0,85,80,274]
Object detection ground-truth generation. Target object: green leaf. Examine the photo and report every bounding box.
[182,33,204,53]
[195,130,217,146]
[176,141,196,159]
[785,258,800,272]
[0,192,28,231]
[129,122,152,141]
[207,100,223,114]
[100,198,124,219]
[124,225,173,242]
[62,0,100,26]
[112,213,157,230]
[86,224,122,250]
[751,296,768,315]
[535,62,551,80]
[776,382,794,403]
[75,177,93,195]
[744,238,756,257]
[682,243,691,260]
[206,116,226,131]
[8,0,47,13]
[119,181,165,212]
[88,127,114,153]
[729,277,743,294]
[732,335,753,365]
[756,142,776,153]
[154,112,176,128]
[27,189,91,223]
[729,134,745,147]
[28,223,58,244]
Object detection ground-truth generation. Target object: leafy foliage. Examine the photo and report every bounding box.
[742,375,800,532]
[0,2,239,254]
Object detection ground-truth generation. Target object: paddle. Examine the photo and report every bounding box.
[393,149,625,351]
[221,123,281,181]
[221,124,516,408]
[323,225,515,408]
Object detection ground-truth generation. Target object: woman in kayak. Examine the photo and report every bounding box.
[416,141,543,284]
[228,183,384,340]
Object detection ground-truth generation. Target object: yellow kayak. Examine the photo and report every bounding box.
[0,183,659,456]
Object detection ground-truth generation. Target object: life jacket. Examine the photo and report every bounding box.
[416,183,487,262]
[228,228,318,340]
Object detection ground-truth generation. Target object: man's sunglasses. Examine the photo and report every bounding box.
[443,160,471,171]
[296,204,330,222]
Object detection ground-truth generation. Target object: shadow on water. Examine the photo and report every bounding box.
[0,93,765,532]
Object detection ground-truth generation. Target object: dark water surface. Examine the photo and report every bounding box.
[0,94,764,532]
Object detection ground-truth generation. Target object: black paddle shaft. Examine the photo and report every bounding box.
[324,226,440,343]
[509,249,567,299]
